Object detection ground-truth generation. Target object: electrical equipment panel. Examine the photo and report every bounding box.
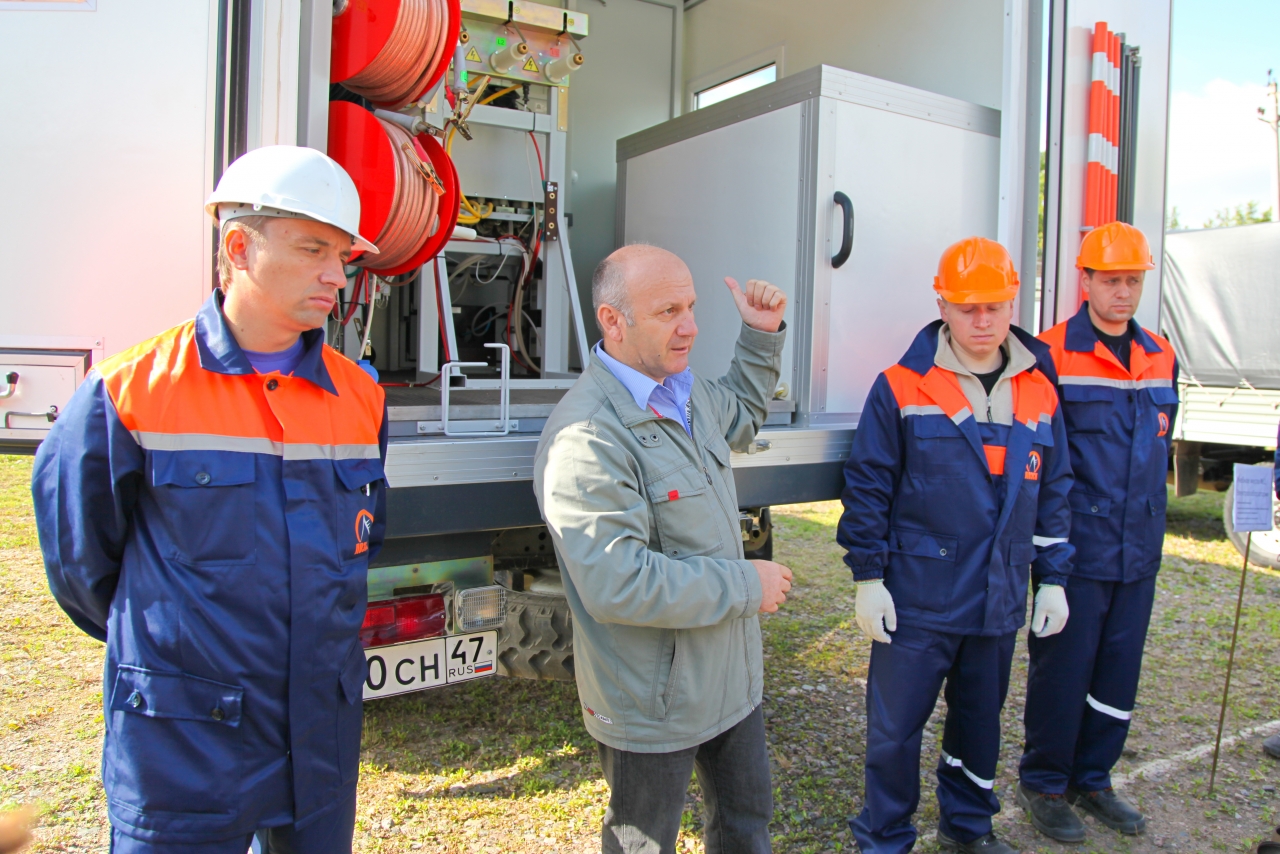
[460,0,588,87]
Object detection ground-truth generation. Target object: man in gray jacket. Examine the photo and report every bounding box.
[534,244,793,854]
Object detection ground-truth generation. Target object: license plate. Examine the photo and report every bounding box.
[362,631,498,700]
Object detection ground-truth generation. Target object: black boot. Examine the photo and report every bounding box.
[936,829,1017,853]
[1017,782,1086,842]
[1067,786,1145,834]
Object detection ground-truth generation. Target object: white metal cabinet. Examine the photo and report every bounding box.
[618,65,1000,428]
[619,103,804,395]
[814,98,999,420]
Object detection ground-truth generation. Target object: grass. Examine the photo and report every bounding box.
[0,454,1278,852]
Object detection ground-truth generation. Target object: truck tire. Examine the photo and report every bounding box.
[1222,480,1280,569]
[496,589,575,681]
[743,507,773,561]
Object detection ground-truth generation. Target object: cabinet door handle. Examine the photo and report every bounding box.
[832,191,854,269]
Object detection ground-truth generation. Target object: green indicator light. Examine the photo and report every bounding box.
[496,36,507,47]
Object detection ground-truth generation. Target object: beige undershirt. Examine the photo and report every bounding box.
[934,327,1037,426]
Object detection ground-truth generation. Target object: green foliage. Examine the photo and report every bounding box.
[1202,201,1274,229]
[1167,205,1181,230]
[0,455,35,550]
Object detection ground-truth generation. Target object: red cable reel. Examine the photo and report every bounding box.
[327,101,461,277]
[331,0,462,110]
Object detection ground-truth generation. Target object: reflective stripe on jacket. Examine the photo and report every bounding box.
[32,291,387,842]
[1037,304,1178,582]
[838,322,1075,636]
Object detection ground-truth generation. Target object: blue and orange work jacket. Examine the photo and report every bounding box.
[838,322,1075,636]
[32,292,387,842]
[1036,303,1178,583]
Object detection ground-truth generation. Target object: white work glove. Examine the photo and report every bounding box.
[1031,584,1069,637]
[855,580,897,644]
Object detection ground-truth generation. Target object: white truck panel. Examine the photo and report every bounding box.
[1175,385,1280,449]
[0,1,218,363]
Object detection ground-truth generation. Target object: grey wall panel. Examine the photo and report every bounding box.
[565,0,675,338]
[683,0,1005,111]
[623,103,804,392]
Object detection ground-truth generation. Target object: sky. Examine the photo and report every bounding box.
[1166,0,1280,227]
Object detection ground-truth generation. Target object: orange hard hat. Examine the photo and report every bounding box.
[1076,221,1155,271]
[933,237,1019,304]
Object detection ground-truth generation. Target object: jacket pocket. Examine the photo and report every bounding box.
[335,458,384,563]
[647,630,681,721]
[1068,489,1112,518]
[106,666,244,818]
[910,417,969,479]
[1060,384,1113,434]
[150,451,256,565]
[1007,539,1037,569]
[890,527,959,561]
[888,527,958,614]
[646,464,723,557]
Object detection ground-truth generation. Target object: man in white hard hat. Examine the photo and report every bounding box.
[32,146,386,853]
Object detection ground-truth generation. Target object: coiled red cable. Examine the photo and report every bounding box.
[368,118,440,270]
[340,0,452,109]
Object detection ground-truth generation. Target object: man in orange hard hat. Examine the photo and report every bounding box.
[839,237,1074,854]
[1018,221,1178,842]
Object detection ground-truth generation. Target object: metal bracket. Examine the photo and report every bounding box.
[544,181,560,241]
[418,419,519,435]
[0,371,16,400]
[439,343,511,437]
[4,404,57,429]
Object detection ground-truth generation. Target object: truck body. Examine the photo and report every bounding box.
[1163,222,1280,565]
[0,0,1174,699]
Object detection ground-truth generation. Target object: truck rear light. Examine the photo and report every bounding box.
[455,585,507,631]
[360,593,446,648]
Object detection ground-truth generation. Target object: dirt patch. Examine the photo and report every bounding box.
[1,452,1277,852]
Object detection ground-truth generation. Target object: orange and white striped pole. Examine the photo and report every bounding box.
[1084,22,1121,228]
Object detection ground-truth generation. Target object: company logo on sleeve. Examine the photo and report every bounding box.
[354,509,375,555]
[1157,412,1169,437]
[1024,450,1041,481]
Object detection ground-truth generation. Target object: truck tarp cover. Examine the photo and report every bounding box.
[1162,222,1280,389]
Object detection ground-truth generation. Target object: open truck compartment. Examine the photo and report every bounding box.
[0,0,1175,697]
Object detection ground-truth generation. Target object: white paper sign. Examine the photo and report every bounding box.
[1232,464,1275,533]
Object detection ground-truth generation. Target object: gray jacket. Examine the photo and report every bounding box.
[533,323,786,751]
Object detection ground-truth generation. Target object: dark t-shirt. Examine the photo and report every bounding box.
[1093,324,1133,372]
[974,348,1010,396]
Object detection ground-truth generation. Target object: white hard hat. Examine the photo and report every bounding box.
[205,145,379,254]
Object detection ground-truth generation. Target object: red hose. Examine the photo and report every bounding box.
[339,0,451,109]
[367,118,439,269]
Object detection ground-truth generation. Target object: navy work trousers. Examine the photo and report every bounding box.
[109,790,356,854]
[1020,574,1157,794]
[851,625,1016,854]
[596,704,773,854]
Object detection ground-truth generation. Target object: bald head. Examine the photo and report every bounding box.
[593,244,699,382]
[592,245,692,325]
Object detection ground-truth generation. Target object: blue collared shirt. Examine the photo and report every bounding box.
[593,341,693,436]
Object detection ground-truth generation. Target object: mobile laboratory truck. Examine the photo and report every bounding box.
[0,0,1173,701]
[1162,222,1280,567]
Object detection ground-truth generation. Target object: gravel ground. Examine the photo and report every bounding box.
[1,453,1277,853]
